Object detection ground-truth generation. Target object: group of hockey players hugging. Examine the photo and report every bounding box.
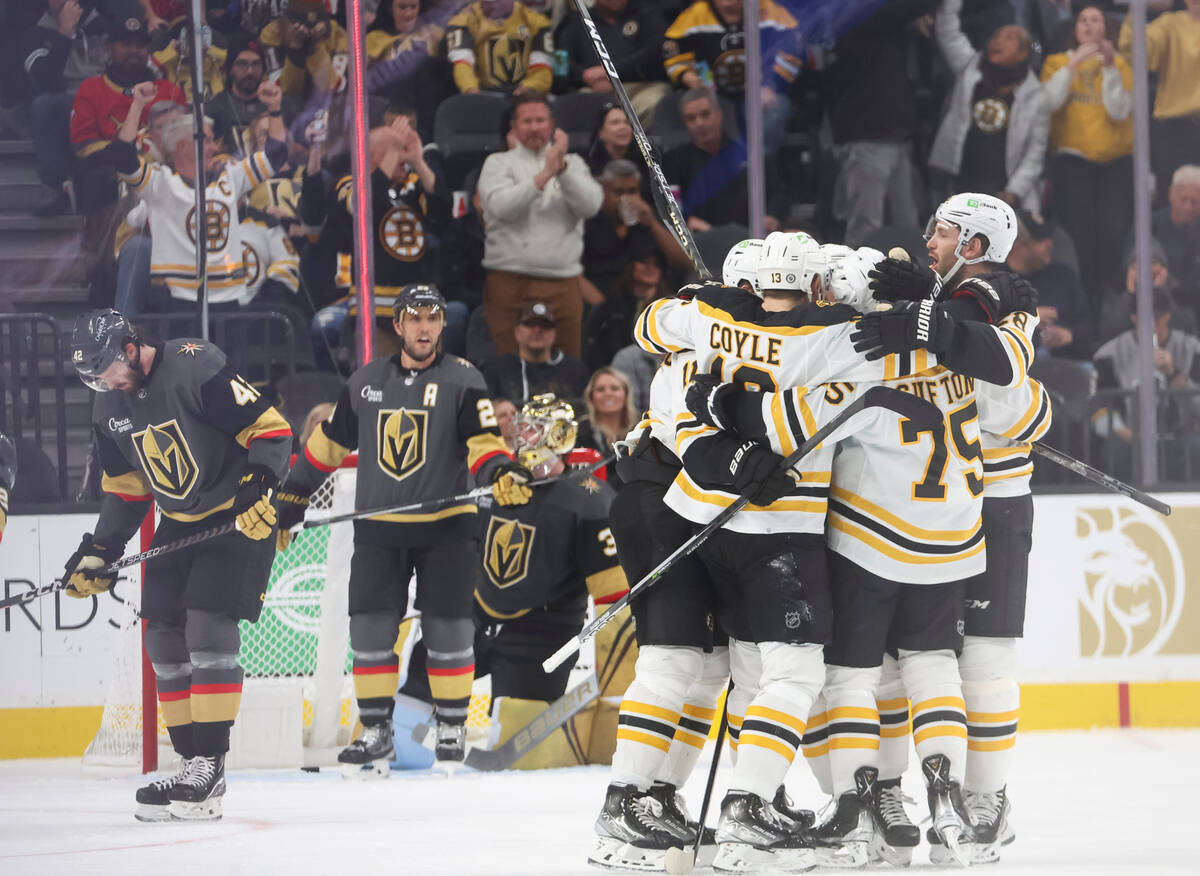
[588,191,1051,874]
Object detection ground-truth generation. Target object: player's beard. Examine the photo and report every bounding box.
[401,335,440,364]
[121,348,146,393]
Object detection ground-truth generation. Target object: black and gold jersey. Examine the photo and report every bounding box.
[295,353,513,546]
[474,469,627,620]
[662,0,801,95]
[92,340,293,530]
[445,1,553,93]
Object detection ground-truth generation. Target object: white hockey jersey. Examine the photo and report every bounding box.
[238,214,301,305]
[118,150,277,303]
[976,376,1053,498]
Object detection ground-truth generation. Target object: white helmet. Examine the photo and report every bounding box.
[824,245,884,313]
[925,193,1018,280]
[722,238,765,295]
[755,231,826,295]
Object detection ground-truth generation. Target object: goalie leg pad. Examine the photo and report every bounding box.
[960,635,1019,793]
[489,695,596,770]
[185,610,243,756]
[822,663,882,796]
[730,641,823,800]
[657,646,729,789]
[610,645,704,789]
[876,653,909,782]
[391,693,435,770]
[898,648,966,785]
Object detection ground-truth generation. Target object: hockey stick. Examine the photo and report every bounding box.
[411,674,600,771]
[543,386,943,672]
[0,521,238,612]
[570,0,711,280]
[300,453,614,529]
[1032,442,1171,516]
[663,686,731,875]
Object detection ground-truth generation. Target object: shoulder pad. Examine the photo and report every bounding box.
[953,276,1003,322]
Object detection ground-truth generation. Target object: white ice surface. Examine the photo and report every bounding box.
[0,729,1196,875]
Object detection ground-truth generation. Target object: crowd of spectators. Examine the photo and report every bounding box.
[2,0,1199,479]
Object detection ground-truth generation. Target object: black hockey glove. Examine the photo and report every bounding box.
[234,465,279,541]
[62,533,120,599]
[850,299,956,360]
[274,484,311,551]
[868,257,937,303]
[727,441,795,507]
[675,281,725,301]
[685,374,743,431]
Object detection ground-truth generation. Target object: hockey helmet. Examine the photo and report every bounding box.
[70,309,140,392]
[515,394,578,474]
[755,231,827,296]
[823,245,885,313]
[392,284,447,321]
[722,238,765,295]
[925,193,1018,269]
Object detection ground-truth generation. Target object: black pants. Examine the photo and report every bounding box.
[963,493,1034,638]
[1049,152,1133,299]
[1153,115,1200,201]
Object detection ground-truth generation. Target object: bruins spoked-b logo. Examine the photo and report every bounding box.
[132,420,198,499]
[484,516,536,590]
[377,408,428,481]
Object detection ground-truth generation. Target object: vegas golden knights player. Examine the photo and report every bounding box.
[69,309,293,822]
[278,285,531,768]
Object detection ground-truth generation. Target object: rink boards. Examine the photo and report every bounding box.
[3,491,1199,757]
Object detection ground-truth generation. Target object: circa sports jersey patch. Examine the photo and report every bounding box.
[484,516,536,590]
[377,408,428,482]
[177,342,204,356]
[131,419,199,499]
[578,477,602,494]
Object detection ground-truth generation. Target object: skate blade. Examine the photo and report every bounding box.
[868,835,913,868]
[713,842,815,874]
[587,836,668,872]
[814,840,868,869]
[931,827,970,868]
[133,803,172,823]
[167,799,223,822]
[339,759,390,780]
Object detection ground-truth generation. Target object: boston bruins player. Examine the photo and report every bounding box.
[68,309,293,821]
[277,285,529,768]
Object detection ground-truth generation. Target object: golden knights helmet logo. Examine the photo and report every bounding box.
[484,516,536,590]
[377,408,428,481]
[132,419,198,499]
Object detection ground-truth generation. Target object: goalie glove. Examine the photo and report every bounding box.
[63,533,120,598]
[490,461,533,507]
[727,441,796,507]
[234,465,278,541]
[868,256,936,303]
[684,373,744,431]
[850,299,956,360]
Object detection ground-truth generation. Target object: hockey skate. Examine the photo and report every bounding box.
[773,785,816,830]
[435,721,467,766]
[810,766,877,869]
[922,755,971,867]
[588,783,679,872]
[167,754,225,821]
[712,791,816,874]
[647,782,717,868]
[932,788,1010,865]
[868,779,920,868]
[134,757,193,822]
[338,720,393,779]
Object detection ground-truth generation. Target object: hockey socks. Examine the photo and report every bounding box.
[960,636,1020,794]
[876,655,911,782]
[156,672,195,759]
[190,663,244,755]
[900,649,967,787]
[422,617,475,725]
[610,645,701,789]
[656,647,728,790]
[799,695,833,796]
[352,650,401,726]
[821,664,883,797]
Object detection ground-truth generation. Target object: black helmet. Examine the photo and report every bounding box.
[392,284,446,321]
[71,309,139,391]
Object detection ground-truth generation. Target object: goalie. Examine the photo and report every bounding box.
[395,394,636,770]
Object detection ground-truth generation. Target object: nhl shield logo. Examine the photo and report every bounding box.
[132,419,198,499]
[484,516,536,590]
[784,611,802,630]
[377,408,428,481]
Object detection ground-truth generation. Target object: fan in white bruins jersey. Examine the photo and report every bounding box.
[68,309,293,823]
[396,395,635,771]
[277,285,530,770]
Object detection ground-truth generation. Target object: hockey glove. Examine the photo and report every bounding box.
[63,533,120,599]
[868,257,936,303]
[850,299,956,360]
[274,486,310,551]
[490,462,533,507]
[728,441,795,507]
[234,465,278,541]
[685,374,743,431]
[675,281,725,301]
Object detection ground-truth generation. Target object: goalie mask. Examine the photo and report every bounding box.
[722,238,765,295]
[514,394,578,477]
[924,192,1017,285]
[71,309,141,392]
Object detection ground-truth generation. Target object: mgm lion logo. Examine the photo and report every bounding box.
[377,408,427,481]
[131,420,198,499]
[484,516,536,589]
[1076,507,1185,657]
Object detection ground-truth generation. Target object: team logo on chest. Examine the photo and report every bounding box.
[131,419,198,499]
[377,408,428,481]
[484,516,536,590]
[379,204,426,262]
[242,242,261,288]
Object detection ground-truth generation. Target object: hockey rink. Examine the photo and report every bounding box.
[0,729,1194,875]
